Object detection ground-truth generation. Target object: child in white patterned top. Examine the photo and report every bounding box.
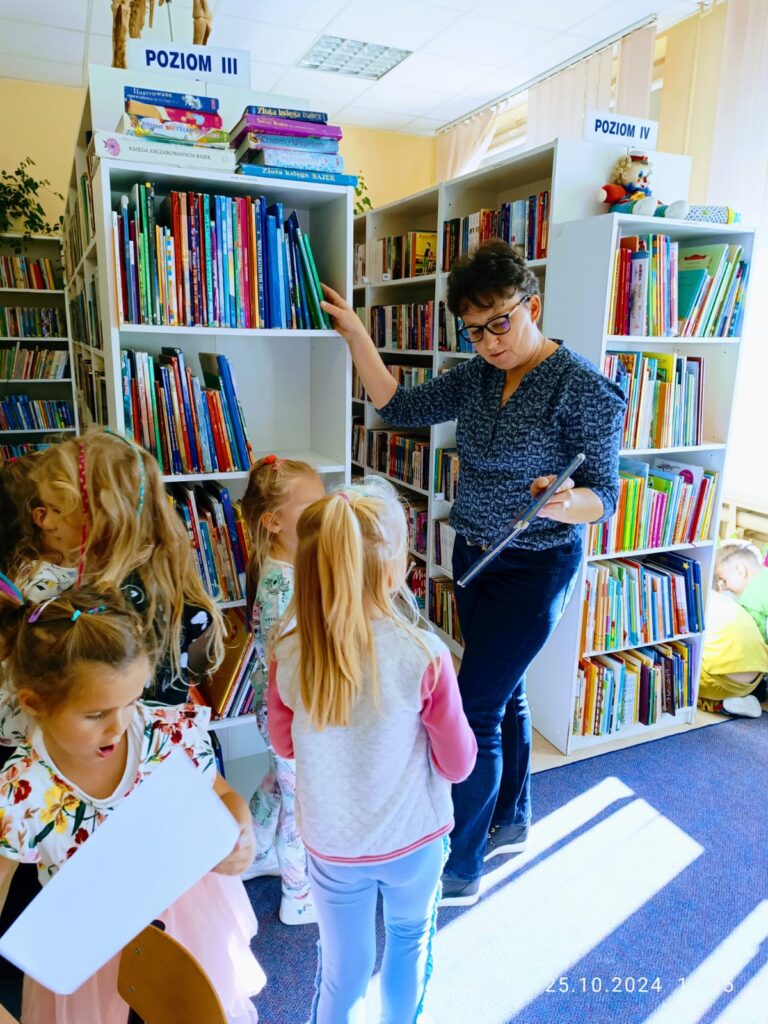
[240,454,325,925]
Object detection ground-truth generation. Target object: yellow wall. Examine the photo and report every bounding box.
[339,126,436,209]
[657,3,727,202]
[0,79,86,227]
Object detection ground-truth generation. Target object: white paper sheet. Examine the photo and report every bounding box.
[0,751,239,994]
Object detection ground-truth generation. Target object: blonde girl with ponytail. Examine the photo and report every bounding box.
[269,477,477,1024]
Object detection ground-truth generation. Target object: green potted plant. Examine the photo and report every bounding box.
[0,158,63,239]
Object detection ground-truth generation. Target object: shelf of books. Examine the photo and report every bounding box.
[525,210,754,754]
[0,232,79,456]
[66,78,354,747]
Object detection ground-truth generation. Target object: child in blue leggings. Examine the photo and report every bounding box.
[268,479,477,1024]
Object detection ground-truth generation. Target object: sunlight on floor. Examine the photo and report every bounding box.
[642,901,768,1024]
[366,776,704,1023]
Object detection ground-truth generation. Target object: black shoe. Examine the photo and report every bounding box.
[484,823,529,861]
[439,875,480,907]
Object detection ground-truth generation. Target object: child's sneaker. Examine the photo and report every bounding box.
[722,694,763,718]
[279,892,318,926]
[241,848,281,881]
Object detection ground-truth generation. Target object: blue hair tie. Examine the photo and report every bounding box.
[71,610,81,622]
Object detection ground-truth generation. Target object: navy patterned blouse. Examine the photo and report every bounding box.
[377,342,626,551]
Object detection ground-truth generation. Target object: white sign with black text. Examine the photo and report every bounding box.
[584,110,658,150]
[126,40,250,87]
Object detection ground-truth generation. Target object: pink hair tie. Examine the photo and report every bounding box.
[339,491,351,504]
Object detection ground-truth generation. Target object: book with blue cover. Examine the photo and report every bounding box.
[123,86,219,113]
[237,164,358,187]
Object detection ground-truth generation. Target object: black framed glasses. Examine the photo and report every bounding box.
[457,296,530,346]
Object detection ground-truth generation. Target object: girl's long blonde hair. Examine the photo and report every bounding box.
[31,428,223,682]
[241,456,319,616]
[278,477,436,730]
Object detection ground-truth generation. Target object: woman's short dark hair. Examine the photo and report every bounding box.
[447,239,540,317]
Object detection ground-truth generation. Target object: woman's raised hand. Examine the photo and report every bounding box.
[321,284,366,344]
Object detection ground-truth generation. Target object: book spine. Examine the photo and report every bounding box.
[245,105,328,123]
[236,165,358,187]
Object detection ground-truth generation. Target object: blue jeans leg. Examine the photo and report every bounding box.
[446,536,582,882]
[307,839,445,1024]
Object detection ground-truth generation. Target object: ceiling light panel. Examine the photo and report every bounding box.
[298,35,412,80]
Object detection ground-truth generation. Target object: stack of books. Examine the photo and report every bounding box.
[434,448,459,502]
[0,345,68,380]
[169,482,248,603]
[429,578,463,644]
[0,396,74,432]
[352,365,366,401]
[609,234,749,337]
[368,233,437,282]
[433,520,456,574]
[120,348,252,476]
[588,456,717,556]
[366,429,430,490]
[231,105,357,187]
[574,638,695,736]
[194,607,258,721]
[120,86,228,148]
[407,501,428,556]
[0,307,65,337]
[369,302,434,351]
[442,192,550,270]
[0,255,59,290]
[604,350,704,449]
[112,185,331,330]
[438,301,473,353]
[581,551,704,655]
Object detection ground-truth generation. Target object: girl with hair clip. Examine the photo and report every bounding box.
[0,583,264,1024]
[27,427,224,703]
[240,455,325,925]
[268,477,477,1024]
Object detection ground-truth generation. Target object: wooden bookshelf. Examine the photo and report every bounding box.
[0,232,79,452]
[65,80,353,747]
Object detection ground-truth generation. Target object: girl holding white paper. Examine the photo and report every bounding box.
[0,584,264,1024]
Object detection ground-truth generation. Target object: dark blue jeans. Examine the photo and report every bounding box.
[445,534,582,882]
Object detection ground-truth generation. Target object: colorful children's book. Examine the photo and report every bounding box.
[236,164,357,187]
[230,113,342,148]
[244,105,328,124]
[123,86,219,113]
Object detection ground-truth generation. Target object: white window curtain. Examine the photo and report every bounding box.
[706,0,768,505]
[615,23,655,118]
[526,46,613,149]
[436,108,496,182]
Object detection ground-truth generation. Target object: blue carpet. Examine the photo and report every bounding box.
[248,717,768,1024]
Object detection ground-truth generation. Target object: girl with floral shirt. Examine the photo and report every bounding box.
[0,584,264,1024]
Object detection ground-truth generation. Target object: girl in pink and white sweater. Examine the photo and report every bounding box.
[269,477,476,1024]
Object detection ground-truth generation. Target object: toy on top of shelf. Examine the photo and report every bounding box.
[599,152,689,220]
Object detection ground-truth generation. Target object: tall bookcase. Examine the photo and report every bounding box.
[352,139,751,756]
[64,89,352,768]
[527,211,754,754]
[0,232,78,453]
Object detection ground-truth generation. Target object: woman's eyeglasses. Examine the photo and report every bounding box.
[457,296,530,346]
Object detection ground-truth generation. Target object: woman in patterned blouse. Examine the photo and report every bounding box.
[321,239,626,906]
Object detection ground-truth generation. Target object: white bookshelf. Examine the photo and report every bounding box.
[65,82,354,752]
[351,139,752,755]
[0,232,79,452]
[351,139,692,660]
[526,210,754,754]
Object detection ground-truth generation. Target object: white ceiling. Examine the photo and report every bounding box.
[0,0,702,133]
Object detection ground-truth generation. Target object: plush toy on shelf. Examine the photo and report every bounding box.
[599,151,689,219]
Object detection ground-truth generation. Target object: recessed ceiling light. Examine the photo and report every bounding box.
[298,35,411,80]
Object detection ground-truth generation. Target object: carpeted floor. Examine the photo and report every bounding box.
[248,715,768,1024]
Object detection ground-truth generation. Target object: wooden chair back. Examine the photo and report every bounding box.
[118,922,227,1024]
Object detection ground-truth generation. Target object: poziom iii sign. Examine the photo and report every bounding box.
[126,41,250,87]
